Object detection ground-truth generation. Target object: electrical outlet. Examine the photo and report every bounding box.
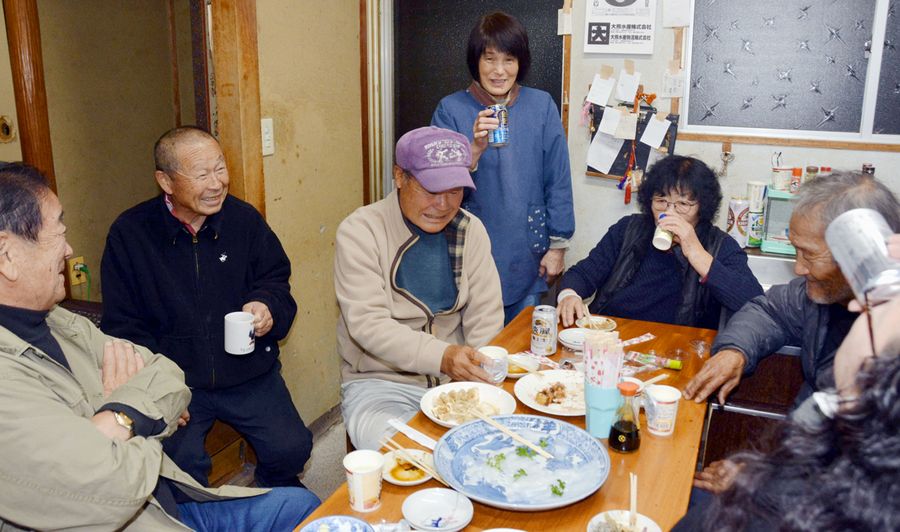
[66,256,86,286]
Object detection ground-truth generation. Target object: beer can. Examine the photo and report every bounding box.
[747,211,765,248]
[487,104,509,147]
[825,208,900,306]
[530,305,558,355]
[727,197,749,248]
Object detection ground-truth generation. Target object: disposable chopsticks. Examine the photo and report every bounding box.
[380,436,448,487]
[467,409,554,460]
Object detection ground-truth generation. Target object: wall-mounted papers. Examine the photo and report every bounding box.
[587,74,616,106]
[662,0,690,28]
[584,0,657,54]
[587,131,624,174]
[597,106,622,135]
[662,68,684,98]
[615,70,641,102]
[640,116,671,148]
[614,112,638,140]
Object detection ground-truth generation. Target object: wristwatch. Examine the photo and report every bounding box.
[113,411,134,435]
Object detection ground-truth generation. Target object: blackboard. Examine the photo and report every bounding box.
[394,0,564,143]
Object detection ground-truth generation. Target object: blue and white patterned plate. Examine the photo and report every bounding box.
[299,515,375,532]
[434,414,610,511]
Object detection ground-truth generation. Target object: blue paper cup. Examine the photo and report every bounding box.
[585,383,621,439]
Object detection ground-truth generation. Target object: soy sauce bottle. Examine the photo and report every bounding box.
[609,381,640,453]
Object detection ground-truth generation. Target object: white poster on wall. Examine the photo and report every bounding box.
[584,0,658,54]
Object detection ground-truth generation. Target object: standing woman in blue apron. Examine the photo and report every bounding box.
[432,11,575,324]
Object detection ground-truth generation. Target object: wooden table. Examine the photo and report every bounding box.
[299,310,716,531]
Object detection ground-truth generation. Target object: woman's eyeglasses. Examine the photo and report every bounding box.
[652,197,698,214]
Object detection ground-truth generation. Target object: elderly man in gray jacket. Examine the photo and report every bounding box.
[0,163,318,530]
[684,172,900,406]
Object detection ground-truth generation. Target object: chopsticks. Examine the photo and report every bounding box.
[629,473,638,528]
[467,408,554,460]
[582,303,602,330]
[380,436,448,487]
[642,374,668,387]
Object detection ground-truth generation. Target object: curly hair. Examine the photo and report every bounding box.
[705,353,900,531]
[466,12,531,82]
[637,155,722,225]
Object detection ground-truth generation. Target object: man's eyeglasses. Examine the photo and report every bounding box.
[652,197,698,214]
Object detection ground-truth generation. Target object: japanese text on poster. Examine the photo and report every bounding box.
[584,0,657,55]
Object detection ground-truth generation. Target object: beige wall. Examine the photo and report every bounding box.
[257,1,363,422]
[0,15,21,163]
[38,0,175,300]
[566,0,900,263]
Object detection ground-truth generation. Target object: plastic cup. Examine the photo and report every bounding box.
[343,450,384,512]
[585,381,621,439]
[478,346,509,384]
[644,384,682,436]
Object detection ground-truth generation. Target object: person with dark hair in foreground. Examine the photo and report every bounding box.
[557,155,762,330]
[432,11,575,324]
[674,290,900,531]
[0,163,318,530]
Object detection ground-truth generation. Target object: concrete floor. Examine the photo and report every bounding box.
[300,418,348,501]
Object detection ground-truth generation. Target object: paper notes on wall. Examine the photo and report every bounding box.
[640,115,671,148]
[587,129,624,174]
[614,112,639,140]
[587,74,615,106]
[597,107,622,135]
[615,70,641,102]
[557,9,572,35]
[662,67,685,98]
[663,0,691,28]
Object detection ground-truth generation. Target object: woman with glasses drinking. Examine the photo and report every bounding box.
[557,155,762,330]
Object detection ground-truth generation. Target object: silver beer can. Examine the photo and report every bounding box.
[825,208,900,306]
[531,305,558,355]
[487,104,509,147]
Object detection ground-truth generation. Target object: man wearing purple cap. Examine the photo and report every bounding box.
[335,126,504,450]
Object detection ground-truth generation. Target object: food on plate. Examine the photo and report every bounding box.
[432,388,499,424]
[535,382,567,406]
[390,457,427,483]
[589,514,641,532]
[508,361,529,374]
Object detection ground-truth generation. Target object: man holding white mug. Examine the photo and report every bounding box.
[101,127,312,488]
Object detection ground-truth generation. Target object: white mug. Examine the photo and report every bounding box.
[224,311,255,355]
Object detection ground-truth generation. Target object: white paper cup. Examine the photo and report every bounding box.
[224,311,256,355]
[478,345,509,384]
[343,450,385,512]
[644,384,682,436]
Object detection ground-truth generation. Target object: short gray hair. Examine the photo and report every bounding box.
[0,163,51,242]
[153,126,218,174]
[794,172,900,232]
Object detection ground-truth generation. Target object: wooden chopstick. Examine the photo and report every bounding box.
[467,409,554,460]
[381,437,448,487]
[642,374,668,387]
[581,303,600,330]
[629,472,637,528]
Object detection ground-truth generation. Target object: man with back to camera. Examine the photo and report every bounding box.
[0,163,319,530]
[682,171,900,493]
[101,126,312,487]
[335,126,505,450]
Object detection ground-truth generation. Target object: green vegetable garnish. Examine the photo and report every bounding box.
[486,452,506,471]
[513,468,528,480]
[550,479,566,497]
[538,438,549,449]
[515,445,536,458]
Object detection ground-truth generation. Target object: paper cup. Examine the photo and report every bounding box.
[224,311,256,355]
[479,346,508,384]
[343,450,384,512]
[644,384,681,437]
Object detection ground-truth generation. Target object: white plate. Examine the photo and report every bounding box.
[559,328,592,351]
[298,515,375,532]
[506,354,539,379]
[575,315,617,332]
[434,414,610,512]
[514,370,585,416]
[382,449,433,486]
[420,382,517,428]
[586,510,661,532]
[401,488,473,532]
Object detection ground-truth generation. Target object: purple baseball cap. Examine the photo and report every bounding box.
[395,126,476,192]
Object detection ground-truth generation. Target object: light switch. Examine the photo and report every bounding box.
[261,118,275,156]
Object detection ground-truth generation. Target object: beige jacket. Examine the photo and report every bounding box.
[335,190,504,388]
[0,307,266,531]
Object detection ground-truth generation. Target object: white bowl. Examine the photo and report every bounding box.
[401,488,473,532]
[559,327,592,351]
[381,449,433,486]
[506,354,540,378]
[586,510,660,532]
[420,381,517,428]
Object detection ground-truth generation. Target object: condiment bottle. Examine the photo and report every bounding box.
[609,381,640,453]
[789,167,802,193]
[652,214,673,251]
[804,165,818,183]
